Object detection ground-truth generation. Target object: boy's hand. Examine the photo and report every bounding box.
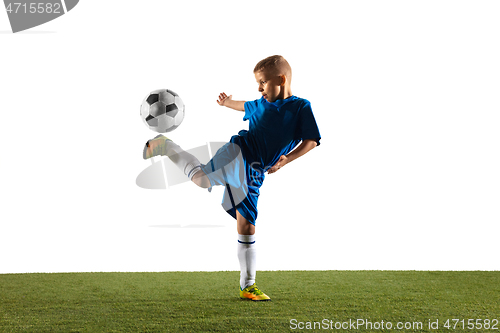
[217,92,233,106]
[216,92,246,111]
[268,155,288,174]
[267,139,317,174]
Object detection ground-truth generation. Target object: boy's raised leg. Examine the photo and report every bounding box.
[143,135,210,188]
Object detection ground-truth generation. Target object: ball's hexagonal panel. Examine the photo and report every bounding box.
[159,90,175,105]
[149,102,166,118]
[174,112,183,126]
[174,97,184,113]
[163,114,176,130]
[140,100,150,116]
[156,115,170,132]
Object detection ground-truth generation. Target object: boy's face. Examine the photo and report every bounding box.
[254,70,284,103]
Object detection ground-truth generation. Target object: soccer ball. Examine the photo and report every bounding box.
[140,89,185,133]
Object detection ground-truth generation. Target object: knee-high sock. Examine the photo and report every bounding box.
[237,234,256,290]
[165,141,201,179]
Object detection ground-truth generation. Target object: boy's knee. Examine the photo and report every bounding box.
[238,222,255,235]
[236,210,255,235]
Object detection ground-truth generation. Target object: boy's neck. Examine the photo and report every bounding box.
[280,86,293,100]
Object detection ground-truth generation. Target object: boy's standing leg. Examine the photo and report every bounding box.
[237,211,271,301]
[144,135,270,301]
[236,210,255,289]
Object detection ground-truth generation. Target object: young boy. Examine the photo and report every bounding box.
[143,55,321,301]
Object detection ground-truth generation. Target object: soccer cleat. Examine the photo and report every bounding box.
[240,283,271,301]
[143,134,171,160]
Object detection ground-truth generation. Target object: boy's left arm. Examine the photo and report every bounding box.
[267,139,317,174]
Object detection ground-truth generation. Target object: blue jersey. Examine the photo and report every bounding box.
[241,95,321,170]
[201,95,321,225]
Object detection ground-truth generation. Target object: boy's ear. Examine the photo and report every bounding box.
[280,75,286,86]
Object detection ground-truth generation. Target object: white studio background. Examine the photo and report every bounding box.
[0,1,499,273]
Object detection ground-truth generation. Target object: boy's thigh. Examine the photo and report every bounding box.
[201,142,247,189]
[201,141,259,224]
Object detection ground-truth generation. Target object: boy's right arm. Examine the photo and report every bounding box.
[217,92,245,112]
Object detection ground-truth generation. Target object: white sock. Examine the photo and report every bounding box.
[165,141,201,180]
[237,234,256,290]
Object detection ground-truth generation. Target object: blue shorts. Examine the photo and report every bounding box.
[200,135,264,225]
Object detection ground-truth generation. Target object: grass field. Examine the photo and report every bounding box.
[1,271,499,332]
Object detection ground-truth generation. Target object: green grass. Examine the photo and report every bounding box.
[1,271,499,332]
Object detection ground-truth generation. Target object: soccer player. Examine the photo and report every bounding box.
[143,55,321,301]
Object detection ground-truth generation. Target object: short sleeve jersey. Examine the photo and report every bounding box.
[240,95,321,170]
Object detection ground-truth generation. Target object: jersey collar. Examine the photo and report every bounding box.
[262,95,298,108]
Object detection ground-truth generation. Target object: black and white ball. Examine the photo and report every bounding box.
[140,89,185,133]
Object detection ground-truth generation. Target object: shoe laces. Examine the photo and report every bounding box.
[248,286,263,295]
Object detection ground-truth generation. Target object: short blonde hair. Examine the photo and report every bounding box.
[253,55,292,82]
